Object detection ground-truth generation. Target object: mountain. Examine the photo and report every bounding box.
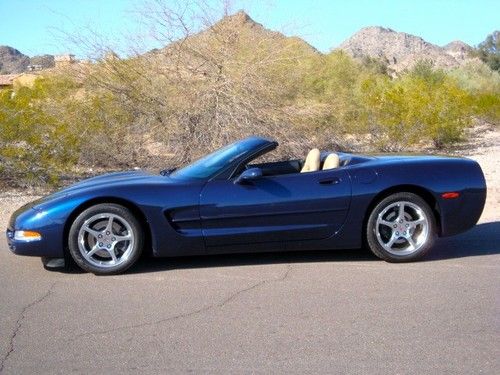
[337,26,472,72]
[444,40,473,60]
[0,46,55,74]
[154,11,319,69]
[0,46,30,74]
[205,11,318,51]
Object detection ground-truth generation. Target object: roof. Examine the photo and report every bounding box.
[0,74,18,86]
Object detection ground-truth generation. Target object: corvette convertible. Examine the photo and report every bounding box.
[6,136,486,275]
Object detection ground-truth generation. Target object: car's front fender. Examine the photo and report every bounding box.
[7,195,87,257]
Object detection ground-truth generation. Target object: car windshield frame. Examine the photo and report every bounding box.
[169,137,272,180]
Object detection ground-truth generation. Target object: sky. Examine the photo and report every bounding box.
[0,0,498,57]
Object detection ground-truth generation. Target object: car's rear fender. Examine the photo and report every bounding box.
[360,157,487,238]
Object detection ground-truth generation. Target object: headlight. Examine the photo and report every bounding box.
[14,230,42,242]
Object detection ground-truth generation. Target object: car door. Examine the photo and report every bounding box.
[199,168,351,247]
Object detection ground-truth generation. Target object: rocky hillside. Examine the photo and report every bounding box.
[0,46,55,74]
[337,26,473,72]
[444,40,473,60]
[29,54,55,69]
[0,46,30,74]
[198,11,319,53]
[156,11,319,63]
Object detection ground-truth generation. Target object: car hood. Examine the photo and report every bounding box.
[30,170,168,210]
[63,170,154,191]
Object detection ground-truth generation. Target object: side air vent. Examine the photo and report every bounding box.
[164,207,201,236]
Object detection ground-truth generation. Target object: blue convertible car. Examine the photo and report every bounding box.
[6,136,486,274]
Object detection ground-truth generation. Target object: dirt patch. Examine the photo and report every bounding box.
[0,192,42,229]
[462,125,500,222]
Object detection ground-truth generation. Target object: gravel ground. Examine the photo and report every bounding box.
[0,193,41,229]
[460,125,500,222]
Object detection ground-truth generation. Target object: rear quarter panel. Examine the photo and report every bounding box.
[344,156,487,242]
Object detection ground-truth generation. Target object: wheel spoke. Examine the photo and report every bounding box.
[379,219,394,227]
[82,225,101,239]
[105,216,114,234]
[85,245,99,259]
[407,236,417,250]
[107,247,118,263]
[386,235,397,249]
[114,233,131,243]
[408,218,425,227]
[398,203,405,221]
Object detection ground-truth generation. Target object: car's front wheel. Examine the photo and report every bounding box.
[68,203,143,275]
[366,192,436,262]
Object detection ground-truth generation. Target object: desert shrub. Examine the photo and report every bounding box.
[474,93,500,125]
[0,78,80,185]
[360,56,389,75]
[73,12,324,166]
[360,61,473,149]
[450,61,500,125]
[301,51,367,134]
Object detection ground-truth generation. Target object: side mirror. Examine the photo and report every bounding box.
[234,167,263,184]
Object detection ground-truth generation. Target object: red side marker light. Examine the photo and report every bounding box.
[442,192,460,199]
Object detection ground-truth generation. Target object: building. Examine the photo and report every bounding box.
[27,64,44,71]
[54,54,76,68]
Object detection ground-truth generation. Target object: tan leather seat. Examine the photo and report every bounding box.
[323,153,340,170]
[300,149,320,173]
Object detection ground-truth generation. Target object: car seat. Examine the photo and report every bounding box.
[322,153,340,170]
[300,149,320,173]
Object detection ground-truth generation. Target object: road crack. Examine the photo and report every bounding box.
[0,283,56,373]
[71,264,292,341]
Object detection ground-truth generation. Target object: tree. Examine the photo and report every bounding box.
[474,30,500,71]
[65,2,321,164]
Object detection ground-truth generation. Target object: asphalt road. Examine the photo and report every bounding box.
[1,221,499,374]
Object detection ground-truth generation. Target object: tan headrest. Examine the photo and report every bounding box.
[300,148,320,173]
[323,153,340,170]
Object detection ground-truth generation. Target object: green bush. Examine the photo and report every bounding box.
[450,61,500,125]
[301,51,369,133]
[0,78,80,185]
[359,61,473,149]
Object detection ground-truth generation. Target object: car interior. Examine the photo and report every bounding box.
[246,149,370,178]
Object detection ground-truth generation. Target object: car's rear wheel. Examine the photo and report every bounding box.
[366,192,436,262]
[68,203,143,275]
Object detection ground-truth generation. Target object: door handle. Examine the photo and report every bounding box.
[319,177,340,185]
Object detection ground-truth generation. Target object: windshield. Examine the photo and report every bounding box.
[170,140,253,180]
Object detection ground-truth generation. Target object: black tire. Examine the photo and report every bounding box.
[366,192,436,262]
[68,203,143,275]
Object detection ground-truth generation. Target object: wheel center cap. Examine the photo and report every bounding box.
[99,234,114,247]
